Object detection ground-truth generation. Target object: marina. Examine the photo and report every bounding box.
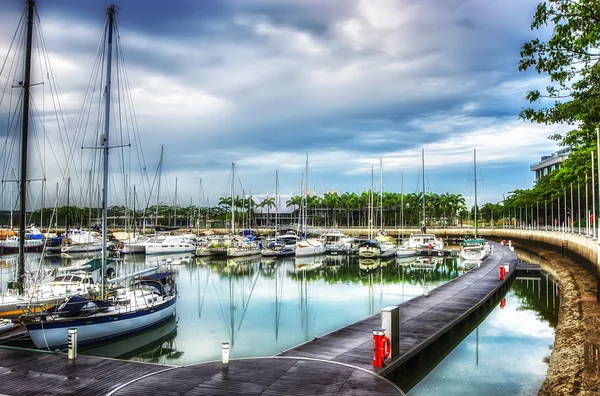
[0,0,596,394]
[0,241,559,395]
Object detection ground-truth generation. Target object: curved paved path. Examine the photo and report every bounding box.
[109,357,403,396]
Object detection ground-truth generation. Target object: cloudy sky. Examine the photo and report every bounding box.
[0,0,568,210]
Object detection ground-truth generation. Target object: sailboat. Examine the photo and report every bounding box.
[397,173,418,258]
[404,149,444,250]
[295,154,325,257]
[460,149,491,262]
[359,167,395,258]
[374,159,397,253]
[195,163,236,257]
[22,5,177,349]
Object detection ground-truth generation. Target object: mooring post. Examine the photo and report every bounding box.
[380,306,400,360]
[67,328,77,360]
[222,342,230,365]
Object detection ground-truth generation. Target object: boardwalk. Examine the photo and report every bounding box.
[278,242,517,376]
[0,348,402,395]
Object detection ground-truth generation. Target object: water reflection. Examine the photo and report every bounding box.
[404,247,560,395]
[11,252,466,365]
[82,317,179,362]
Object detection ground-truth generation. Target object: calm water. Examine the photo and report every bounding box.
[406,248,559,395]
[1,252,462,364]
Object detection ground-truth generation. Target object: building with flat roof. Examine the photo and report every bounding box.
[530,147,571,181]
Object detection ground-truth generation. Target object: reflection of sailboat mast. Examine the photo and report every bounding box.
[299,269,309,340]
[274,262,284,341]
[368,272,374,316]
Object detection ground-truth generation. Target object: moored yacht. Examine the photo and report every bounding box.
[460,238,491,261]
[145,236,195,255]
[404,234,444,250]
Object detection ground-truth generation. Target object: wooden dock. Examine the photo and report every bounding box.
[0,347,403,395]
[278,242,517,377]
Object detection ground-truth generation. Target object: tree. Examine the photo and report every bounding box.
[520,1,600,148]
[259,197,276,226]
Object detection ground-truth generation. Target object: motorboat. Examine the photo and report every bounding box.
[261,233,298,257]
[404,234,444,250]
[227,237,261,257]
[295,239,326,257]
[358,240,396,259]
[460,238,491,261]
[145,236,195,255]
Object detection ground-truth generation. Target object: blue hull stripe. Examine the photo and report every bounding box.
[26,296,177,330]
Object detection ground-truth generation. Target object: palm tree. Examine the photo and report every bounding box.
[259,197,276,226]
[286,195,302,225]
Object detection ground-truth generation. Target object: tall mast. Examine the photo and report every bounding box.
[304,154,308,238]
[133,185,137,236]
[173,177,177,227]
[155,145,164,228]
[422,148,426,229]
[401,173,404,239]
[101,5,115,299]
[370,167,374,239]
[275,170,279,237]
[198,178,202,235]
[474,149,478,238]
[17,0,35,293]
[379,158,383,230]
[231,162,235,234]
[66,176,70,234]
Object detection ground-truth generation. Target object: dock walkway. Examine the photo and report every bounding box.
[0,347,402,395]
[278,242,517,376]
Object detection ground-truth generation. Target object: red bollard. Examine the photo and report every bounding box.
[499,266,505,281]
[500,298,506,308]
[372,329,390,368]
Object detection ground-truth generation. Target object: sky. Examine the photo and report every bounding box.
[0,0,570,210]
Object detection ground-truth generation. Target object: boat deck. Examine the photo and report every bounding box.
[278,242,516,376]
[0,348,403,395]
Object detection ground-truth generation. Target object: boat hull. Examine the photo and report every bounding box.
[146,246,195,255]
[227,248,261,257]
[25,296,177,349]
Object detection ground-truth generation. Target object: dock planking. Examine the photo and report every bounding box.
[278,242,517,376]
[0,348,403,395]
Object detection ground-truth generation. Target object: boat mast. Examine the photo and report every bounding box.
[422,148,426,230]
[155,145,164,228]
[401,173,404,239]
[231,162,235,234]
[133,185,137,236]
[17,0,35,293]
[101,5,116,299]
[275,170,279,238]
[304,153,308,238]
[379,158,383,231]
[173,177,177,227]
[66,176,70,234]
[474,149,478,238]
[369,167,374,240]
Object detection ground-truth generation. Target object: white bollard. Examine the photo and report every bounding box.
[423,286,429,296]
[222,342,230,365]
[508,240,512,248]
[504,264,510,274]
[67,328,77,360]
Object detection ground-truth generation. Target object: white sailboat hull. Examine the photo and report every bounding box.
[26,297,177,349]
[227,248,261,257]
